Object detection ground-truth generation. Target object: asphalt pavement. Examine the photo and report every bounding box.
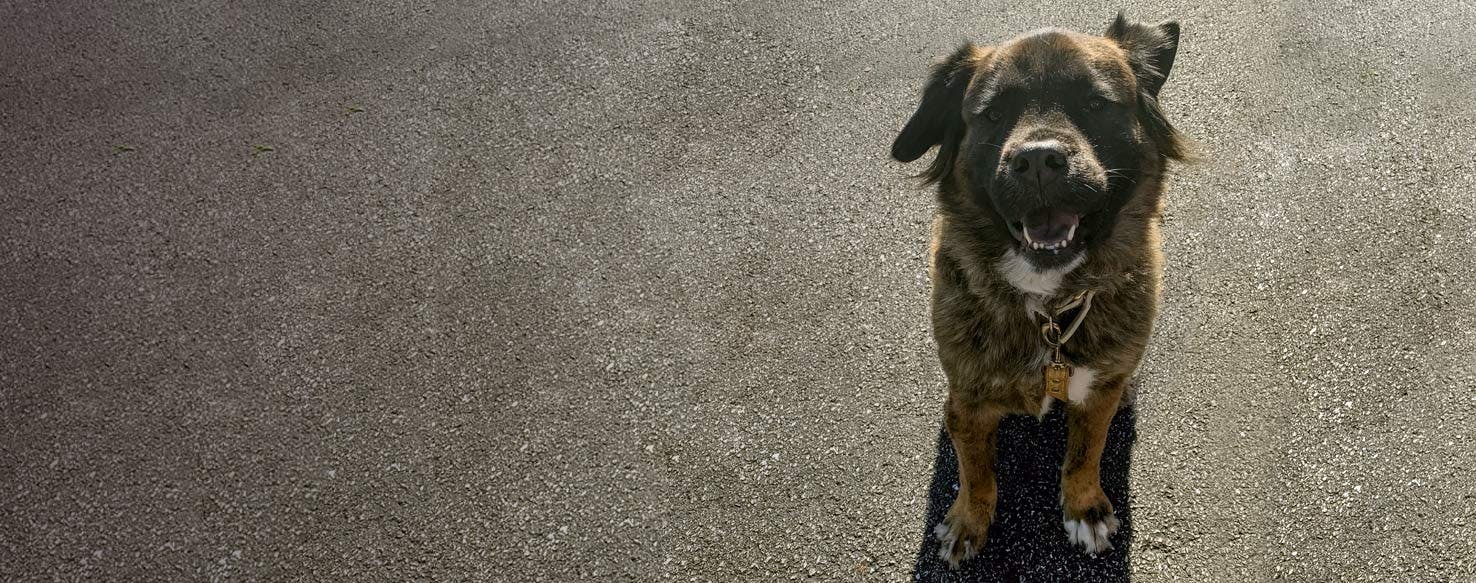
[3,0,1475,581]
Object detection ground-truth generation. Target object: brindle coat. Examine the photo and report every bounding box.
[895,15,1188,568]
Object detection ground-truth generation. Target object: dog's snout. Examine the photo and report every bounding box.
[1008,141,1068,185]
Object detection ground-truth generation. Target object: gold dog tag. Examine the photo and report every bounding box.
[1043,362,1072,400]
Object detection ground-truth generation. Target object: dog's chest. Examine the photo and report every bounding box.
[933,288,1102,408]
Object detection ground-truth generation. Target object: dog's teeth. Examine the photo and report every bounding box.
[1066,223,1078,242]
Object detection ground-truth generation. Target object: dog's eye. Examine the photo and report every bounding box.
[984,107,1003,122]
[1087,97,1108,111]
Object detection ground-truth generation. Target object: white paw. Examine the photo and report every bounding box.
[933,519,980,568]
[1063,513,1119,555]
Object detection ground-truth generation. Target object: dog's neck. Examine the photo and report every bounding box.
[996,248,1086,297]
[935,180,1162,309]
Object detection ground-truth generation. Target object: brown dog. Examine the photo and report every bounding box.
[891,14,1188,567]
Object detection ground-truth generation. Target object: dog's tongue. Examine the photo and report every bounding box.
[1023,210,1080,245]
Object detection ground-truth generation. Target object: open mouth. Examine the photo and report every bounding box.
[1008,210,1081,254]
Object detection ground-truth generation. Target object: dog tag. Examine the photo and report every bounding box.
[1043,362,1072,400]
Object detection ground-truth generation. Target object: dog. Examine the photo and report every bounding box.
[891,14,1188,567]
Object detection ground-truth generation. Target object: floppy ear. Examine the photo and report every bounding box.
[1106,14,1188,160]
[1105,13,1179,98]
[891,44,983,184]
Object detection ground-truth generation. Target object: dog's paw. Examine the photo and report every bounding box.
[933,499,991,569]
[1061,490,1119,555]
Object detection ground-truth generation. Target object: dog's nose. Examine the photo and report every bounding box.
[1009,142,1068,186]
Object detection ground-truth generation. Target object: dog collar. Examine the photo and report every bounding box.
[1036,289,1096,400]
[1034,289,1096,345]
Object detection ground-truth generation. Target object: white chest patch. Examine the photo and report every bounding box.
[1035,353,1097,414]
[1066,367,1097,403]
[1038,366,1097,413]
[997,249,1086,296]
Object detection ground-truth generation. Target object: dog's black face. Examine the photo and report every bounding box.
[893,16,1185,269]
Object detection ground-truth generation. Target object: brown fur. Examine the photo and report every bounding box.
[897,15,1186,567]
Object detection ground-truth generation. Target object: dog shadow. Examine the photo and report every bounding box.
[910,403,1138,582]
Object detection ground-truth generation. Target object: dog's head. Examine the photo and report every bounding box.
[892,14,1186,270]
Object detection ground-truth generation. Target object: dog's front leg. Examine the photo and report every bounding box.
[935,392,1002,568]
[1060,377,1126,554]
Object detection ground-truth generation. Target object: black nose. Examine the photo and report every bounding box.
[1009,143,1068,185]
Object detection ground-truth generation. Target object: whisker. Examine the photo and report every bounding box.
[1101,168,1138,186]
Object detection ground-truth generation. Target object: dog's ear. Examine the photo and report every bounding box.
[891,44,984,184]
[1105,13,1179,98]
[1106,14,1188,161]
